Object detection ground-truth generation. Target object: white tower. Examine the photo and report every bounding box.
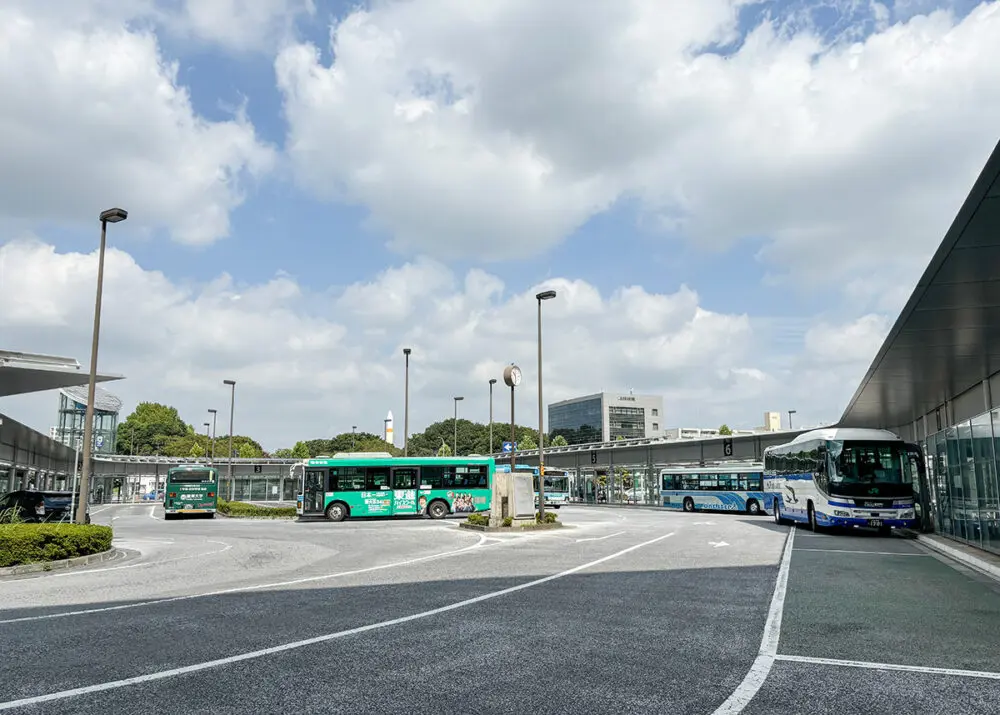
[385,410,394,446]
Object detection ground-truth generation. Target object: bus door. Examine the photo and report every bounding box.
[391,467,420,516]
[301,468,327,515]
[905,443,933,532]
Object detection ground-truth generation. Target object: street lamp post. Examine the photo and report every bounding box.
[788,409,797,430]
[489,378,497,454]
[76,207,127,524]
[453,396,464,456]
[203,422,211,462]
[384,418,390,443]
[535,289,557,522]
[352,426,357,450]
[224,379,236,500]
[207,409,217,464]
[403,348,411,457]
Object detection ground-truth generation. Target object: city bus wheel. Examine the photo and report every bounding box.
[325,502,348,522]
[773,504,782,525]
[427,500,449,519]
[683,497,695,512]
[746,499,761,515]
[808,503,818,532]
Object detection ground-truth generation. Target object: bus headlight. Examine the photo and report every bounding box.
[899,510,914,519]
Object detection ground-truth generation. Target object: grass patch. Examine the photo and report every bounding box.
[217,498,297,518]
[0,524,113,568]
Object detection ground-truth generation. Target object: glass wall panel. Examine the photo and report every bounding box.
[958,421,979,545]
[945,425,962,540]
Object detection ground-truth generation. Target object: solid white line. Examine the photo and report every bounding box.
[795,548,926,556]
[4,541,235,585]
[0,534,488,624]
[0,530,675,710]
[774,654,1000,680]
[711,527,795,715]
[575,531,625,543]
[148,506,158,520]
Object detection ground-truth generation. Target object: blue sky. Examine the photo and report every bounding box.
[1,0,999,448]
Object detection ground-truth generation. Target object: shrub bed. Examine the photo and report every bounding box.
[465,513,490,526]
[0,524,113,568]
[217,498,297,518]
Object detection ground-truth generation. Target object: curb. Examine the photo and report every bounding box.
[0,547,124,577]
[914,534,1000,582]
[459,522,568,533]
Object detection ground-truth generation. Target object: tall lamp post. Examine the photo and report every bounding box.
[203,422,211,462]
[224,379,236,500]
[453,396,464,456]
[76,207,127,524]
[536,289,557,522]
[489,378,497,454]
[207,409,217,464]
[788,409,797,430]
[403,348,411,457]
[352,425,357,450]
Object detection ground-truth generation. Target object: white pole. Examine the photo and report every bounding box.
[70,439,81,520]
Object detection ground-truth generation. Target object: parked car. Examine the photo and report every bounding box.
[0,490,90,523]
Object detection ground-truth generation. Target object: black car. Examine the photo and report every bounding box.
[0,490,90,524]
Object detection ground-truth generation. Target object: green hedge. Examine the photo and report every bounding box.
[0,524,114,568]
[217,498,297,518]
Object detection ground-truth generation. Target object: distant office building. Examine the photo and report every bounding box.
[549,392,664,445]
[761,411,782,431]
[54,385,122,455]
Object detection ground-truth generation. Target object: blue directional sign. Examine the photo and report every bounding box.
[502,441,518,453]
[95,435,105,449]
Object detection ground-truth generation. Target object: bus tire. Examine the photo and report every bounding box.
[746,499,761,515]
[427,500,449,520]
[683,497,695,512]
[325,502,348,522]
[773,503,783,525]
[808,502,819,532]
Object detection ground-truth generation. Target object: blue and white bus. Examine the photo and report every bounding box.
[660,463,770,515]
[765,427,920,534]
[495,463,571,508]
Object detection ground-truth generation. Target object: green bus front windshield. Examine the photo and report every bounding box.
[827,441,912,496]
[168,470,216,484]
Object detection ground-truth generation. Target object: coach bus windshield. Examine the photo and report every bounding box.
[827,441,912,490]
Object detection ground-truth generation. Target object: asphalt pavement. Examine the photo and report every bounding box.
[1,504,998,713]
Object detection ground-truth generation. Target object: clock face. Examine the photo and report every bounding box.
[510,366,521,386]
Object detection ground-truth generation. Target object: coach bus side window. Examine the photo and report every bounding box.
[366,468,390,490]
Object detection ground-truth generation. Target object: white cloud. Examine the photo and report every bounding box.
[0,239,868,447]
[169,0,316,52]
[276,0,1000,309]
[0,5,276,245]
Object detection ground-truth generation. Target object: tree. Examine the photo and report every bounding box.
[519,433,537,450]
[189,442,205,458]
[718,424,733,435]
[115,402,189,455]
[239,443,260,459]
[272,448,294,458]
[291,441,310,459]
[551,434,568,447]
[436,441,453,457]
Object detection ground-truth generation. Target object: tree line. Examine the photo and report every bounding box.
[114,401,569,460]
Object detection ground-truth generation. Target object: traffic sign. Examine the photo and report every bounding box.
[723,438,733,457]
[502,441,518,453]
[95,435,105,448]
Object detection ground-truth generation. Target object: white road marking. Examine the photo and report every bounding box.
[3,541,235,585]
[774,654,1000,680]
[575,531,625,543]
[0,531,675,711]
[795,548,926,556]
[711,527,795,714]
[148,506,158,520]
[692,521,716,525]
[709,541,729,548]
[0,534,488,624]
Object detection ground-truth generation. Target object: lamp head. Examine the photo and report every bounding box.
[536,290,557,301]
[99,208,128,223]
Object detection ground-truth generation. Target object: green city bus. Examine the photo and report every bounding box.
[295,453,493,521]
[163,465,219,519]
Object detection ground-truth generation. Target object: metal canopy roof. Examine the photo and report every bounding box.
[59,384,123,413]
[840,137,1000,429]
[0,350,123,398]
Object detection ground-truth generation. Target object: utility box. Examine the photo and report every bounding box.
[512,473,535,519]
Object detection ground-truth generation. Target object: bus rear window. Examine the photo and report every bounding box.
[170,472,215,483]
